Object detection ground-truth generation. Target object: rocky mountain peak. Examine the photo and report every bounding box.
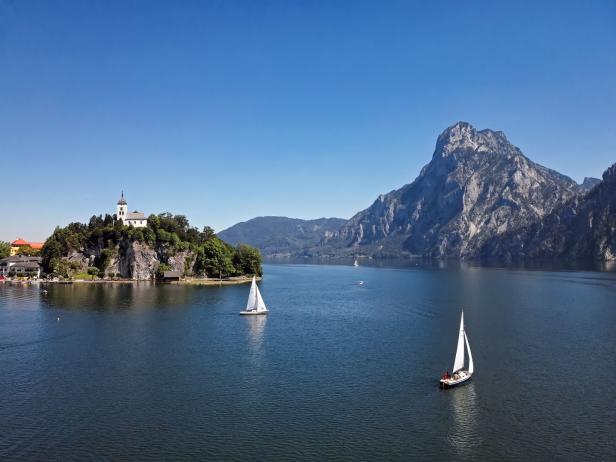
[602,163,616,184]
[434,121,510,159]
[326,122,583,258]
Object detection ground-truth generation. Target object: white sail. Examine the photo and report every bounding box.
[465,331,474,374]
[255,284,268,312]
[452,311,465,372]
[245,277,258,311]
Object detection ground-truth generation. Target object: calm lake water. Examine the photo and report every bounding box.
[1,263,615,461]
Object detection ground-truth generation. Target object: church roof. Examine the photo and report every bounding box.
[126,211,145,220]
[117,191,127,205]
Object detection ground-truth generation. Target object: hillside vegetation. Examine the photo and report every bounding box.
[41,213,262,279]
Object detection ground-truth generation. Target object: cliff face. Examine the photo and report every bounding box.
[60,239,196,280]
[480,163,616,260]
[327,122,582,257]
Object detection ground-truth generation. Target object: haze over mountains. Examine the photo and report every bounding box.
[219,122,613,261]
[219,217,346,257]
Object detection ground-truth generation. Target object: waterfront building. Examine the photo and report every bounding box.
[116,191,147,228]
[0,255,42,278]
[10,238,44,256]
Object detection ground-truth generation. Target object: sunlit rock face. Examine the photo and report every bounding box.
[329,122,582,258]
[481,162,616,261]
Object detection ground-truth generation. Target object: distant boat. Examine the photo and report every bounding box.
[440,311,474,388]
[240,276,268,316]
[358,280,364,286]
[353,258,359,267]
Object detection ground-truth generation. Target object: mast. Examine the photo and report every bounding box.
[452,311,465,372]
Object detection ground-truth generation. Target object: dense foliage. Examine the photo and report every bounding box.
[0,241,10,259]
[41,213,263,278]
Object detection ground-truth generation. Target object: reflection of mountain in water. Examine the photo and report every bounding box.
[447,383,481,456]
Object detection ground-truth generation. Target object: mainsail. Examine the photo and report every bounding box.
[246,277,267,312]
[452,311,465,372]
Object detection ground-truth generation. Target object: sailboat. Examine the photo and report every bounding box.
[440,311,474,388]
[239,276,269,315]
[353,258,359,267]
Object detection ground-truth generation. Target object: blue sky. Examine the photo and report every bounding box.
[1,0,615,242]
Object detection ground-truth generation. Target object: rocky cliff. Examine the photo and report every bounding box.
[480,163,616,260]
[63,238,195,280]
[324,122,583,258]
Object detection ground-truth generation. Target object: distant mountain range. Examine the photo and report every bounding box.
[218,216,346,257]
[220,122,613,261]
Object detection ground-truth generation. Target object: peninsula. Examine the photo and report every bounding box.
[40,193,262,281]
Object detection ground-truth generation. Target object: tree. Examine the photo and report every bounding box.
[233,244,263,276]
[0,241,11,259]
[196,238,235,279]
[87,267,99,280]
[17,246,41,257]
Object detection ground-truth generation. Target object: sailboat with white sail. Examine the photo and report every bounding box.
[440,311,474,388]
[240,276,269,315]
[353,258,359,267]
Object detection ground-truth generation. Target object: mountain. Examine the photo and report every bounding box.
[580,177,601,192]
[480,163,616,260]
[218,216,347,257]
[322,122,583,258]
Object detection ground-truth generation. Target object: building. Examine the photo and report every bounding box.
[0,255,42,278]
[162,271,181,282]
[116,191,147,228]
[10,238,44,256]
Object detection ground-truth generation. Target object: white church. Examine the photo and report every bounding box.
[116,191,147,228]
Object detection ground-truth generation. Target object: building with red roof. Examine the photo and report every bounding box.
[10,238,44,256]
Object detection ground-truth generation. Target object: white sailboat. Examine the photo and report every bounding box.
[353,258,359,267]
[239,276,268,315]
[440,311,474,388]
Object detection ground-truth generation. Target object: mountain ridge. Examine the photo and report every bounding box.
[218,216,346,257]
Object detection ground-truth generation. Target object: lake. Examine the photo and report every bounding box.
[1,263,615,461]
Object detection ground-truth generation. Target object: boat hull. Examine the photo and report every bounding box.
[439,371,472,389]
[239,310,268,316]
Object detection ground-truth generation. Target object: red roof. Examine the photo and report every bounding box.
[30,243,44,249]
[11,239,28,246]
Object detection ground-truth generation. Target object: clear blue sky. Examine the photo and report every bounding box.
[1,0,615,242]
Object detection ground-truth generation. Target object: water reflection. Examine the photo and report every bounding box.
[244,315,268,394]
[447,383,481,457]
[265,257,616,273]
[39,283,197,311]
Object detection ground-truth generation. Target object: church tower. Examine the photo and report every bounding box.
[117,191,128,223]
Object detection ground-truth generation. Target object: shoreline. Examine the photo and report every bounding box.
[30,276,261,285]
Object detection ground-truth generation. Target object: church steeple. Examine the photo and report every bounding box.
[117,190,127,205]
[116,191,128,221]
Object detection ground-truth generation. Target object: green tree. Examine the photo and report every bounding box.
[197,238,235,279]
[233,244,263,276]
[87,267,99,280]
[0,241,11,259]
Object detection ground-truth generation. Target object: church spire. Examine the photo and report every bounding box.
[117,190,127,205]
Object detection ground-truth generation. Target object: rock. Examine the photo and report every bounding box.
[324,122,582,258]
[167,251,196,275]
[119,241,158,280]
[481,162,616,260]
